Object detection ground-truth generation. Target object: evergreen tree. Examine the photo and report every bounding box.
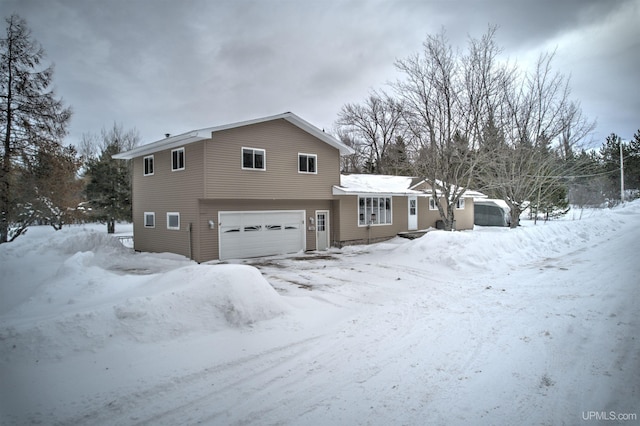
[83,124,138,233]
[0,14,71,242]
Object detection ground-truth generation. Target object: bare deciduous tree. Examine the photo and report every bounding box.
[479,51,594,227]
[395,28,503,230]
[336,91,405,174]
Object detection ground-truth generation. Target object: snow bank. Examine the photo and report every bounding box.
[0,227,288,364]
[390,202,638,274]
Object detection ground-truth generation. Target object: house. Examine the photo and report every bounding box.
[332,174,484,246]
[114,112,481,262]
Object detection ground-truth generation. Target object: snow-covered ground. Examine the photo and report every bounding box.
[1,204,639,425]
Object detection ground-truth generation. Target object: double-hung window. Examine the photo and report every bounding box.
[172,148,185,171]
[358,196,392,226]
[242,147,265,170]
[143,155,154,176]
[167,212,180,230]
[298,153,317,174]
[144,212,155,228]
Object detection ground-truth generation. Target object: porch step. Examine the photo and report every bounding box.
[397,230,431,240]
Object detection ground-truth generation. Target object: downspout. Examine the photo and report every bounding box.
[188,222,193,261]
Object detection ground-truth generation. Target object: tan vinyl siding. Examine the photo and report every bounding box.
[204,119,340,199]
[198,199,333,262]
[454,197,474,230]
[131,141,205,260]
[336,196,409,244]
[419,196,475,230]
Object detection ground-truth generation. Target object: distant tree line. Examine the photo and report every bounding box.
[335,27,638,228]
[1,14,135,243]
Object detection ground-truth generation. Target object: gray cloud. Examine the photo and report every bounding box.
[2,0,638,147]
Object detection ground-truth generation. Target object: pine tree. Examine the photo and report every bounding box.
[83,124,138,233]
[0,14,72,242]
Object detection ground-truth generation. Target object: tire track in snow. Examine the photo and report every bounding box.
[57,335,324,426]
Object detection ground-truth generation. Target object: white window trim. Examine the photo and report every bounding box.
[167,212,180,230]
[456,198,466,209]
[429,197,438,211]
[143,155,154,176]
[171,147,185,171]
[241,147,266,171]
[358,196,393,227]
[144,212,155,228]
[298,153,318,174]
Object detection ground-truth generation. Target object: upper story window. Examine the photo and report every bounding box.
[298,153,317,174]
[242,147,265,170]
[172,147,185,171]
[143,155,154,176]
[456,198,466,209]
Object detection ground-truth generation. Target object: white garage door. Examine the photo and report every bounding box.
[218,210,306,260]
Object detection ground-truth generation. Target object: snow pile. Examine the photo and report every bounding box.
[0,226,288,364]
[391,204,630,273]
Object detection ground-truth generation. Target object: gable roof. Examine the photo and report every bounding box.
[113,112,353,160]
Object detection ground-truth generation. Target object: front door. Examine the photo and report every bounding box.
[408,196,418,230]
[316,211,329,251]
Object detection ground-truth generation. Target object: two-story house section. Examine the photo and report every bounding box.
[113,112,354,262]
[114,112,482,262]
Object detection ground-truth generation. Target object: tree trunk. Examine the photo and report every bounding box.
[509,206,521,228]
[107,218,115,234]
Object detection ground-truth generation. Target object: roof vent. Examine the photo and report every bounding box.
[165,133,171,138]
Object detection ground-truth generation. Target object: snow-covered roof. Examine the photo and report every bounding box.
[113,112,354,159]
[475,198,510,211]
[333,174,487,198]
[333,174,422,196]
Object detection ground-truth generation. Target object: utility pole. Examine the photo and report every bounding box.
[620,137,625,203]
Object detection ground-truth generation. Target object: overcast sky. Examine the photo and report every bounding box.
[3,0,639,149]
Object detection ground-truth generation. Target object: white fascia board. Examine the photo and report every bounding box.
[283,113,354,155]
[332,186,421,197]
[112,130,212,160]
[113,112,354,160]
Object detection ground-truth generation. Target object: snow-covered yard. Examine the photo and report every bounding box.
[1,203,639,425]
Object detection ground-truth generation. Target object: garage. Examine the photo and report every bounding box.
[218,210,306,260]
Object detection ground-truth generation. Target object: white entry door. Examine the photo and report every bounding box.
[316,211,329,251]
[408,196,418,230]
[218,210,305,260]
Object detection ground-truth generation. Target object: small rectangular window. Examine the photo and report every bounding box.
[456,198,466,209]
[167,212,180,230]
[298,153,317,174]
[429,197,438,210]
[172,148,185,171]
[242,147,266,170]
[143,155,154,176]
[144,212,155,228]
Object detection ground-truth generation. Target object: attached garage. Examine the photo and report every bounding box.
[218,210,306,260]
